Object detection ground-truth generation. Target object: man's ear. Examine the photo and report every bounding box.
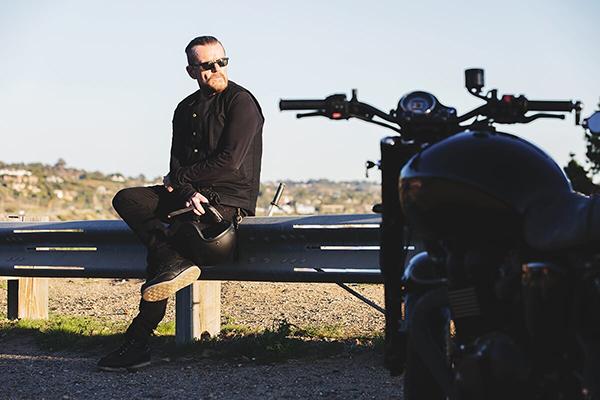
[186,65,197,80]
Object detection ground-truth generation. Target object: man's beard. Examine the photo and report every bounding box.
[202,73,228,94]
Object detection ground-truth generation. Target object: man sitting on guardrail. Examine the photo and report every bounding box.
[98,35,264,371]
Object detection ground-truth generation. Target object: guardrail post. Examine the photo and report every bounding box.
[4,215,50,320]
[7,278,49,320]
[175,281,221,343]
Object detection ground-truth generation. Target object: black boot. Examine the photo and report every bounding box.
[97,338,151,372]
[141,255,200,302]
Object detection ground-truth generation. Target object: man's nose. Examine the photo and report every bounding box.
[211,63,220,72]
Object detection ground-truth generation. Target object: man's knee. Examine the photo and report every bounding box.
[113,186,158,213]
[112,187,137,212]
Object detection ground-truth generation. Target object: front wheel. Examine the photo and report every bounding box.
[404,290,451,400]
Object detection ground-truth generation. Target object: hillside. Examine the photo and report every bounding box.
[0,160,381,221]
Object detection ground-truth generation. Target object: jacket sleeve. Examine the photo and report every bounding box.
[170,91,262,188]
[167,108,197,203]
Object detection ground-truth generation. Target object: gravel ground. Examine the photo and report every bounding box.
[0,278,404,399]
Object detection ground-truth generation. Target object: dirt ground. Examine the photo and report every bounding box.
[0,278,404,399]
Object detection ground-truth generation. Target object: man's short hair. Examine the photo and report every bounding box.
[185,36,225,65]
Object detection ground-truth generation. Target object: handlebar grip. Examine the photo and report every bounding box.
[527,100,574,112]
[279,99,326,111]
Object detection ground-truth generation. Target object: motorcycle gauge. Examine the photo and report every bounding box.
[399,91,437,115]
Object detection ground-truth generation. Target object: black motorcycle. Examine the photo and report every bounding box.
[280,69,600,399]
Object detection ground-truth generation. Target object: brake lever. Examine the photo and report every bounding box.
[297,111,326,119]
[520,113,565,123]
[297,111,350,120]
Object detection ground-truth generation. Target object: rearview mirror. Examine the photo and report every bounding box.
[583,112,600,135]
[465,68,484,93]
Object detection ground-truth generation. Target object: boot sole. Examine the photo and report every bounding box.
[142,266,201,302]
[97,360,151,372]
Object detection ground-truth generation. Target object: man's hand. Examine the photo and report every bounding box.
[163,174,174,192]
[186,192,209,216]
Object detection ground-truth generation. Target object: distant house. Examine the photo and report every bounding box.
[295,203,316,215]
[319,204,345,214]
[0,169,39,191]
[46,175,65,183]
[0,169,35,182]
[53,190,75,201]
[110,175,126,183]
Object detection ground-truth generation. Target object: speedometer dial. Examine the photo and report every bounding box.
[399,91,437,115]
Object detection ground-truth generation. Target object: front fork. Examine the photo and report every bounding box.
[380,136,415,375]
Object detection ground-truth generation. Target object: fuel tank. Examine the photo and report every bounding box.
[400,130,572,242]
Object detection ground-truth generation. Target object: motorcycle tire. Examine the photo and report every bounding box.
[404,291,450,400]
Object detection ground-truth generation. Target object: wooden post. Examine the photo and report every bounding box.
[5,215,50,320]
[175,280,221,344]
[7,278,49,319]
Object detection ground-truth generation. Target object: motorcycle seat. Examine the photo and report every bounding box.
[523,191,600,251]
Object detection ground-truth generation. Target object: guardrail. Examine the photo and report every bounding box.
[1,214,420,342]
[0,214,384,282]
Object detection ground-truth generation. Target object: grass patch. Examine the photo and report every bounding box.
[166,320,345,364]
[1,315,384,364]
[220,315,260,336]
[291,323,385,349]
[0,315,129,351]
[165,319,384,364]
[154,320,175,336]
[292,323,347,339]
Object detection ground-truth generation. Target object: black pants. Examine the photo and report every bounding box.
[112,185,238,344]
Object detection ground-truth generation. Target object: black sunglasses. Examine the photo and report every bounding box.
[191,57,229,71]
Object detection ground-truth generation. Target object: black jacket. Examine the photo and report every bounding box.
[168,81,264,214]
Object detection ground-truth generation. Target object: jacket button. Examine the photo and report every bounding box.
[193,132,197,136]
[192,113,197,118]
[194,148,198,153]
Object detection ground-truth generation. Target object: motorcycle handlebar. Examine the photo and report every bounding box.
[280,93,401,132]
[527,100,574,112]
[279,99,327,110]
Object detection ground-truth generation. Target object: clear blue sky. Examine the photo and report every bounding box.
[1,0,598,183]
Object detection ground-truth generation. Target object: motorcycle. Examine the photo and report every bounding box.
[280,68,600,399]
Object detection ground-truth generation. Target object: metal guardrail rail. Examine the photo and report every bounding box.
[0,214,397,283]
